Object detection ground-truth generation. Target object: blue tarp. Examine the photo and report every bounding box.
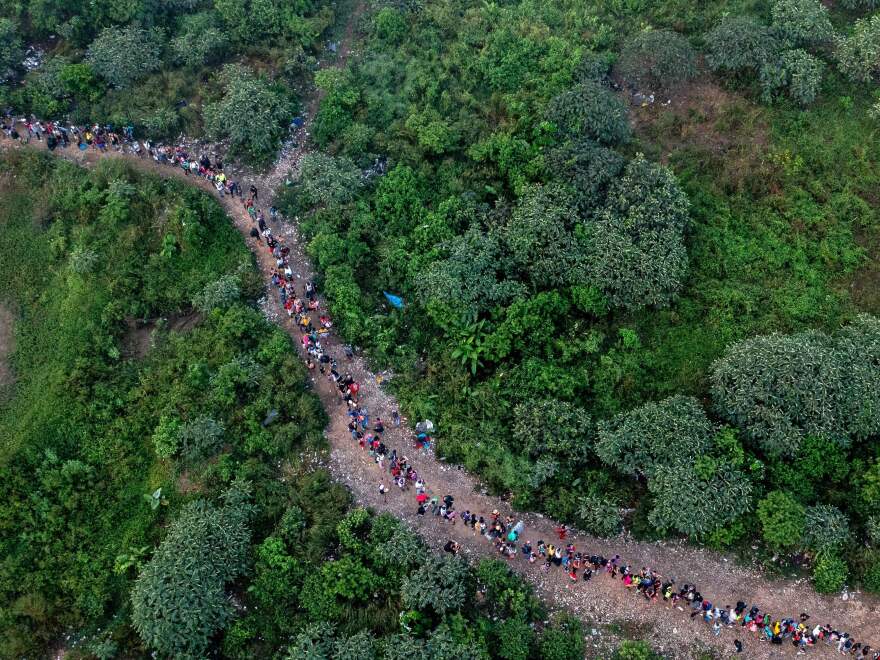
[383,291,405,309]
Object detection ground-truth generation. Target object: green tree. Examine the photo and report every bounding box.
[401,556,469,616]
[171,12,230,68]
[85,26,162,88]
[334,630,377,660]
[705,16,778,75]
[546,81,631,146]
[131,487,252,658]
[203,64,295,164]
[710,321,880,457]
[812,551,847,593]
[647,460,753,536]
[193,273,241,312]
[835,14,880,83]
[503,184,581,289]
[576,493,623,537]
[803,504,850,551]
[178,416,225,463]
[512,400,593,462]
[584,154,690,310]
[294,152,362,210]
[781,49,824,106]
[152,414,181,459]
[538,615,584,660]
[617,29,697,90]
[373,7,407,45]
[286,622,335,660]
[596,395,713,478]
[756,490,805,550]
[0,18,24,79]
[546,139,624,217]
[614,640,659,660]
[418,227,525,316]
[770,0,834,47]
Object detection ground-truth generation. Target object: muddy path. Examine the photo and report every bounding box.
[3,24,879,660]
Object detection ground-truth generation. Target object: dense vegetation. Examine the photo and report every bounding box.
[0,0,344,162]
[279,0,880,594]
[0,150,609,659]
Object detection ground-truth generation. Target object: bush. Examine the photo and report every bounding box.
[710,320,880,457]
[868,516,880,545]
[193,273,241,312]
[596,395,713,478]
[294,152,362,210]
[615,640,658,660]
[705,16,778,74]
[539,615,584,660]
[512,399,593,462]
[835,14,880,83]
[546,81,631,146]
[781,49,823,106]
[812,551,847,593]
[584,154,690,310]
[770,0,834,47]
[131,487,252,657]
[546,139,624,217]
[203,64,295,164]
[803,504,850,551]
[0,18,24,79]
[171,12,229,68]
[401,556,469,615]
[756,490,804,549]
[576,493,623,537]
[617,29,697,90]
[85,27,162,88]
[179,416,225,463]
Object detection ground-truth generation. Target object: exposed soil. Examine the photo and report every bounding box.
[0,303,15,395]
[120,311,203,359]
[3,30,880,660]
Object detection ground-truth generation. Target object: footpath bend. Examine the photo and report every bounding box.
[2,118,879,659]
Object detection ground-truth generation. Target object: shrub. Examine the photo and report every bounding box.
[584,154,690,310]
[178,416,225,463]
[803,504,850,551]
[539,615,584,660]
[152,415,181,459]
[546,81,631,146]
[203,64,295,164]
[756,490,804,549]
[294,152,362,210]
[705,16,778,74]
[710,321,880,457]
[863,555,880,592]
[512,399,593,462]
[171,12,229,68]
[835,14,880,83]
[546,139,624,217]
[85,26,161,88]
[596,395,713,478]
[868,516,880,545]
[576,493,623,537]
[812,551,847,593]
[192,274,241,312]
[0,18,24,79]
[647,460,753,537]
[131,487,252,657]
[617,29,697,90]
[615,640,658,660]
[770,0,834,47]
[373,7,407,45]
[781,49,824,106]
[401,556,469,615]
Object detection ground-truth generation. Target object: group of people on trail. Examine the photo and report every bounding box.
[282,278,876,659]
[1,113,259,201]
[5,110,874,660]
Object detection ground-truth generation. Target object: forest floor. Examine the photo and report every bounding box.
[3,15,880,660]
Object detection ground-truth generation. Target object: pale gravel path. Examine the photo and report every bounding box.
[3,20,879,657]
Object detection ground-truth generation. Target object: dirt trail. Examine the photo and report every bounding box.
[3,23,879,660]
